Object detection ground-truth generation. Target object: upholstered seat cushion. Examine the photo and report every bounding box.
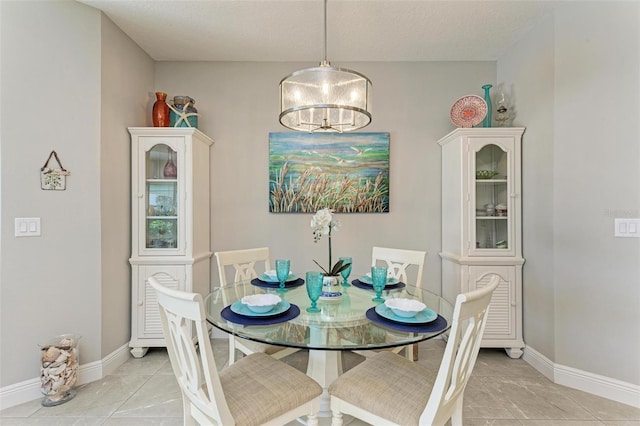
[329,351,433,425]
[220,352,322,426]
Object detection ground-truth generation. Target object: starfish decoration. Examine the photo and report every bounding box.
[167,102,199,128]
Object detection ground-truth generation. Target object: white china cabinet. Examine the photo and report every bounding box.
[438,127,525,358]
[128,127,213,358]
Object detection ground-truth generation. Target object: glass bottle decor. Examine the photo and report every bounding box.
[163,147,177,178]
[494,84,510,127]
[40,334,80,407]
[482,84,493,127]
[169,96,198,128]
[152,92,170,127]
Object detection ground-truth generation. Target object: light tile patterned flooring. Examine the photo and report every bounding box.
[2,339,639,425]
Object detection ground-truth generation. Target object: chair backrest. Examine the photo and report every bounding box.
[421,274,500,425]
[215,247,271,287]
[371,246,426,288]
[149,277,234,425]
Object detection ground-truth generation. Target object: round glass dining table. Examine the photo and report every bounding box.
[204,277,453,416]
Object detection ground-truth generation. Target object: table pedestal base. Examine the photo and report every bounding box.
[307,349,343,417]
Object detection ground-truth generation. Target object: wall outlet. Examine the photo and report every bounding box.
[614,218,640,238]
[14,217,41,237]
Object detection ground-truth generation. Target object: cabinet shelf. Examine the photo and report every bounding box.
[476,216,508,220]
[147,178,177,183]
[147,216,178,220]
[476,179,507,184]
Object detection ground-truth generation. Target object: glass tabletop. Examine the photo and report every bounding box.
[204,278,453,351]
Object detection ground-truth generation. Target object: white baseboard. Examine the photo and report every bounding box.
[0,343,131,410]
[523,346,640,408]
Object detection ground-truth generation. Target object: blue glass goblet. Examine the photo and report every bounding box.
[338,257,352,286]
[371,266,387,303]
[275,259,290,292]
[305,271,323,313]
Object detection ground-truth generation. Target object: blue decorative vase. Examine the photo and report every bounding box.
[482,84,492,127]
[170,96,198,128]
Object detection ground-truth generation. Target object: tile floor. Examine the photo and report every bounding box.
[2,339,639,425]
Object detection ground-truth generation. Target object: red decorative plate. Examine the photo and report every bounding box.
[450,95,488,128]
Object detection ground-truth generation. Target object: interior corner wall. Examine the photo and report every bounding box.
[99,13,155,357]
[497,12,556,361]
[500,1,639,388]
[0,1,102,387]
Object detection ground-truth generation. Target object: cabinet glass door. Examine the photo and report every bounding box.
[145,144,178,249]
[473,144,509,252]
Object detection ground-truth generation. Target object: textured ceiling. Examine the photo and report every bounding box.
[79,0,559,62]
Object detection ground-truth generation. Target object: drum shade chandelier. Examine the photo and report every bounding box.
[279,0,372,133]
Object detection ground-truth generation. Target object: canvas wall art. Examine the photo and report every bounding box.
[269,132,390,213]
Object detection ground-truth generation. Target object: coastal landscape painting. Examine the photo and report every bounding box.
[269,132,390,213]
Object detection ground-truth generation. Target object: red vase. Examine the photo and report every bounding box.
[152,92,170,127]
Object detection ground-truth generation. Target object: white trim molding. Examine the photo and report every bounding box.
[0,343,130,410]
[524,346,640,408]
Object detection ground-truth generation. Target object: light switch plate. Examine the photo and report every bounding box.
[615,218,640,238]
[15,217,41,237]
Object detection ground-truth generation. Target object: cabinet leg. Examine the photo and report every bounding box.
[130,347,149,358]
[505,347,523,359]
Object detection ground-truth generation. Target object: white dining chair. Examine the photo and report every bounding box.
[354,246,427,360]
[329,275,500,426]
[149,277,322,426]
[215,247,299,364]
[372,246,426,289]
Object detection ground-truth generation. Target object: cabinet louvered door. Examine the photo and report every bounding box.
[469,266,516,340]
[137,266,185,338]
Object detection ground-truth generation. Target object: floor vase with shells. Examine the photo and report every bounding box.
[40,334,80,406]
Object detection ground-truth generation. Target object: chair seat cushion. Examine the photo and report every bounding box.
[220,352,322,426]
[329,351,433,425]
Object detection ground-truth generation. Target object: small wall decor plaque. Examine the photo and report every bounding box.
[40,150,70,191]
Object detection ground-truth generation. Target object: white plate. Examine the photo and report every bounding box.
[374,304,437,324]
[230,300,291,317]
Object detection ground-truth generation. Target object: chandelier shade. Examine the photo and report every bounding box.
[278,0,372,133]
[279,65,372,132]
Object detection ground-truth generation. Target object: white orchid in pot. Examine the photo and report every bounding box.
[311,208,350,279]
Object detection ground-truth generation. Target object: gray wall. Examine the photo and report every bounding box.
[499,2,640,385]
[1,0,103,386]
[0,0,153,388]
[154,61,495,295]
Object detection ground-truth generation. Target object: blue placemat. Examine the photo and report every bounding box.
[366,307,447,333]
[250,277,305,289]
[352,279,406,291]
[221,304,300,325]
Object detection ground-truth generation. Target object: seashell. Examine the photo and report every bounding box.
[48,364,66,376]
[54,352,69,364]
[58,337,75,349]
[41,347,61,363]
